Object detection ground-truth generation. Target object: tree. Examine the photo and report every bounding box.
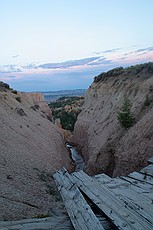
[117,98,135,128]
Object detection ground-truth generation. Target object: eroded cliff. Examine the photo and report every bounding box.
[0,84,72,220]
[73,63,153,177]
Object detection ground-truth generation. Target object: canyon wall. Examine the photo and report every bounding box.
[25,92,52,118]
[0,85,72,220]
[73,63,153,177]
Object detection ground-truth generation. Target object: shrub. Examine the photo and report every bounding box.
[0,82,10,89]
[34,104,40,110]
[144,95,152,107]
[60,111,77,131]
[30,104,40,111]
[94,67,124,83]
[16,108,27,116]
[117,98,135,128]
[11,90,18,94]
[33,214,49,218]
[15,97,21,102]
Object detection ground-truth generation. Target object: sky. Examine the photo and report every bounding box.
[0,0,153,91]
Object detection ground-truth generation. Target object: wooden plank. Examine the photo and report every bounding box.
[95,174,153,201]
[53,169,104,230]
[128,171,153,185]
[0,216,74,230]
[141,164,153,176]
[95,174,129,188]
[95,215,115,230]
[120,176,153,191]
[72,170,153,230]
[95,175,153,221]
[119,176,153,202]
[148,156,153,164]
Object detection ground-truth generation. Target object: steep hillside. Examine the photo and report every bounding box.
[0,83,72,220]
[73,63,153,177]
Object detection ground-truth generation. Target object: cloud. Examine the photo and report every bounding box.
[92,48,121,55]
[87,57,112,66]
[135,47,153,53]
[103,48,121,53]
[7,75,16,79]
[12,55,19,58]
[1,45,153,92]
[1,46,153,76]
[37,57,101,69]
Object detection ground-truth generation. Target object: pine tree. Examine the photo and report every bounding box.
[117,98,135,128]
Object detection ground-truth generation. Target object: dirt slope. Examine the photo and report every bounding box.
[0,84,72,220]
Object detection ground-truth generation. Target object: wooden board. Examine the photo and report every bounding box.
[120,176,153,191]
[94,174,129,188]
[95,174,153,201]
[141,164,153,176]
[128,171,153,185]
[95,174,153,221]
[53,169,104,230]
[72,170,153,230]
[148,156,153,164]
[0,216,74,230]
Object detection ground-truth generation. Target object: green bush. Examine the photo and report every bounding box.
[33,214,49,218]
[144,95,151,107]
[117,98,135,128]
[15,97,21,102]
[31,104,40,111]
[60,111,77,131]
[11,90,18,94]
[16,108,27,116]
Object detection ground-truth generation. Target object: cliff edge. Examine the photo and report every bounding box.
[73,63,153,177]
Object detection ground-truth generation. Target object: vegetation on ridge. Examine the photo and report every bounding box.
[94,62,153,83]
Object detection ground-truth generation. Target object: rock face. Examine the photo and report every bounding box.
[73,63,153,177]
[26,93,52,118]
[0,84,72,220]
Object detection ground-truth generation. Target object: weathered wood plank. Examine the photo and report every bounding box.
[73,170,153,230]
[53,169,104,230]
[95,174,129,188]
[148,156,153,164]
[141,164,153,176]
[95,173,153,201]
[0,216,74,230]
[120,176,153,190]
[128,171,153,185]
[119,176,153,202]
[95,175,153,220]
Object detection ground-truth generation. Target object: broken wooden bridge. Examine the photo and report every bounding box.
[53,157,153,230]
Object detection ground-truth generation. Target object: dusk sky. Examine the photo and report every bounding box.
[0,0,153,91]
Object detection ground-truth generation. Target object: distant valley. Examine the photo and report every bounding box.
[42,89,86,102]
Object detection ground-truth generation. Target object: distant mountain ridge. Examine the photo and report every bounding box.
[42,89,86,102]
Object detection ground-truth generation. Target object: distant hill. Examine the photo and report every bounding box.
[42,89,86,102]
